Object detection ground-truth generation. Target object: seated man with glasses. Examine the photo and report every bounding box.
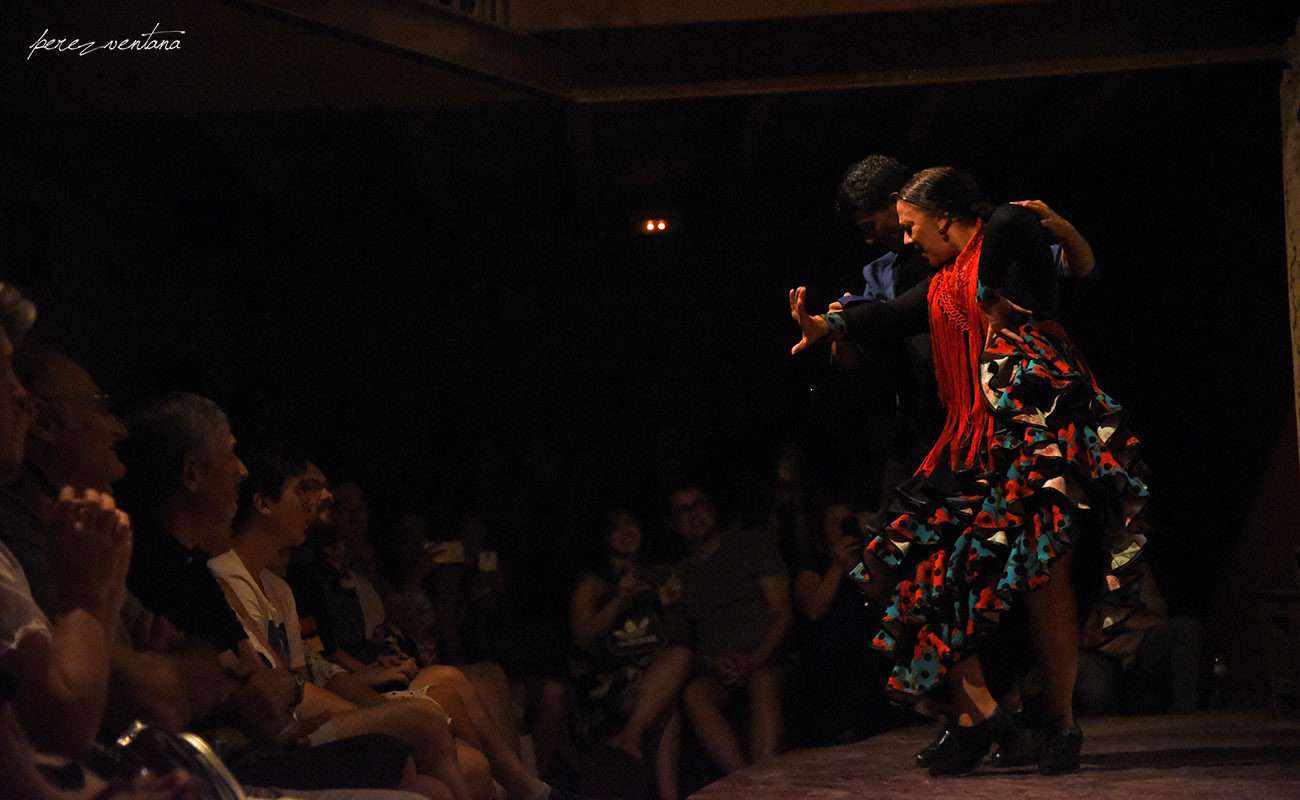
[669,486,790,777]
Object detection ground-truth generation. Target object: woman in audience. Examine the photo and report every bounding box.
[569,508,691,800]
[791,499,896,745]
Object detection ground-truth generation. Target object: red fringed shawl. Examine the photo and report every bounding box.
[919,221,996,475]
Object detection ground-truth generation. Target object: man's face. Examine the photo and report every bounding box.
[0,332,31,483]
[669,488,716,542]
[265,469,325,549]
[191,423,248,525]
[299,462,333,527]
[34,357,127,492]
[852,205,904,250]
[332,482,371,563]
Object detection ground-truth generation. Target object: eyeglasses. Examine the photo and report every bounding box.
[43,392,113,412]
[294,478,329,496]
[671,497,711,518]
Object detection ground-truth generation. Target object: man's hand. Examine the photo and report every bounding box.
[48,487,132,631]
[1012,199,1072,240]
[354,662,411,689]
[130,609,184,653]
[1013,199,1096,277]
[232,668,298,740]
[377,651,418,681]
[718,653,762,687]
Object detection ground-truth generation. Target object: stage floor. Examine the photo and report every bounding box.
[688,710,1300,800]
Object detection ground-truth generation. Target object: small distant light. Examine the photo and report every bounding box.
[634,214,677,236]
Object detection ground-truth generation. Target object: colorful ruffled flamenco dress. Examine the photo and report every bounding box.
[846,218,1150,701]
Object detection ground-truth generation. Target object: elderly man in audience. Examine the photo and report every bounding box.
[112,391,479,799]
[0,289,199,799]
[0,347,128,620]
[0,311,444,798]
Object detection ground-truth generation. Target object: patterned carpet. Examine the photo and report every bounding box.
[688,710,1300,800]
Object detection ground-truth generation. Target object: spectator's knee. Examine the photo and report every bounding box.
[682,677,716,708]
[456,742,495,800]
[539,679,567,709]
[390,697,455,746]
[661,644,693,667]
[748,667,783,700]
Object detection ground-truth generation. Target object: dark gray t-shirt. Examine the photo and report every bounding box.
[677,529,785,656]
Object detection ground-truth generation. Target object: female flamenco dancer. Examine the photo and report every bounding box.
[789,166,1150,776]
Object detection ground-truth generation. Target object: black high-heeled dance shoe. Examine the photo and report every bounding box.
[926,710,1018,777]
[1037,723,1083,775]
[913,719,955,768]
[989,709,1041,768]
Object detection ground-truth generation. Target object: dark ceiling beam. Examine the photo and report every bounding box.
[569,44,1286,103]
[241,0,573,97]
[507,0,1040,32]
[552,1,1297,103]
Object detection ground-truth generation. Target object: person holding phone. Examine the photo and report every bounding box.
[791,499,902,745]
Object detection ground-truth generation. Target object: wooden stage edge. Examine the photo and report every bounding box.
[688,709,1300,800]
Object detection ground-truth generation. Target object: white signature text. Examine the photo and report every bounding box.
[27,23,185,60]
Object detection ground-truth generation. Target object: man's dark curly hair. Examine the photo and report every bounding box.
[834,154,913,218]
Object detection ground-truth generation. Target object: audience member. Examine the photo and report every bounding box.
[670,486,790,775]
[0,291,118,755]
[0,344,444,800]
[569,508,691,800]
[113,392,463,799]
[791,499,898,745]
[0,347,128,619]
[762,442,818,575]
[268,459,566,800]
[1076,567,1206,716]
[0,287,199,799]
[213,447,487,800]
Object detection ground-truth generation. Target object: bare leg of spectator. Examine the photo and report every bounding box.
[420,675,545,800]
[651,707,682,800]
[522,678,567,779]
[399,758,456,800]
[461,663,522,757]
[682,675,746,774]
[609,645,692,760]
[747,665,783,763]
[322,699,481,800]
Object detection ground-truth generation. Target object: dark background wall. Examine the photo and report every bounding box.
[2,46,1296,677]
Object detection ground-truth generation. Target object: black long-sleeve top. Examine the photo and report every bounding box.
[838,204,1058,341]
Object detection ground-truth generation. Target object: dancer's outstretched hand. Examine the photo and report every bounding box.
[789,286,831,355]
